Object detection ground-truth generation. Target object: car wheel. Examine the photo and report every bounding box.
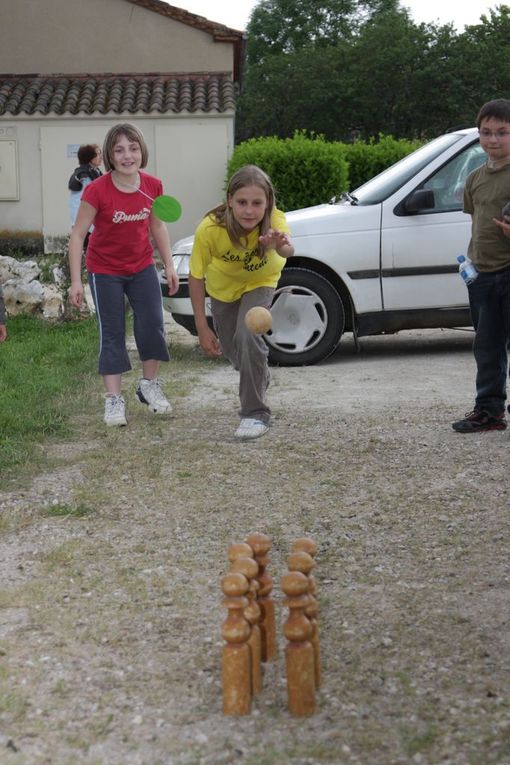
[266,267,345,366]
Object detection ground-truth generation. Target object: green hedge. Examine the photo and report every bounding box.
[343,134,422,192]
[227,132,349,211]
[227,132,422,211]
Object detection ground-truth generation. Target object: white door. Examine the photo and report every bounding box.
[155,119,233,243]
[380,141,486,310]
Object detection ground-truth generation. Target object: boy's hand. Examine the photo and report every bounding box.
[493,217,510,238]
[0,324,6,342]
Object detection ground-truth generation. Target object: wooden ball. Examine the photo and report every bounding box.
[287,551,315,575]
[244,306,272,334]
[245,532,272,555]
[292,538,318,557]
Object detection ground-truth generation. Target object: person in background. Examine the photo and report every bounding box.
[68,144,103,249]
[189,164,294,441]
[452,98,510,433]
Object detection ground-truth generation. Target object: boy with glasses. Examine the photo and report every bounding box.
[453,99,510,432]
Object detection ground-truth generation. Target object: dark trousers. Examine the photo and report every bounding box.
[88,265,169,375]
[468,266,510,414]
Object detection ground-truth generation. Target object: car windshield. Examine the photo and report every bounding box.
[349,133,467,205]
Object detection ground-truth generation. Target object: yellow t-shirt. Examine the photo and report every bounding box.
[190,208,290,302]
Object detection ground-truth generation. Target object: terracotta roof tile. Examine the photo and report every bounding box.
[0,74,237,116]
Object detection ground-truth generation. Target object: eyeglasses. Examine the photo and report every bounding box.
[479,129,510,139]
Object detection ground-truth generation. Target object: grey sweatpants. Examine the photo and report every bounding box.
[210,287,274,423]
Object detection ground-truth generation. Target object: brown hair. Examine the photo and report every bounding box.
[77,144,100,165]
[207,165,276,255]
[102,123,149,171]
[476,99,510,128]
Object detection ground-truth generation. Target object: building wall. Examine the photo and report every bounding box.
[0,0,234,75]
[0,114,234,249]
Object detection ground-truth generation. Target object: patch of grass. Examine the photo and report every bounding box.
[41,543,79,571]
[0,581,47,608]
[0,316,98,477]
[0,690,29,722]
[51,679,69,697]
[43,502,92,518]
[400,722,439,756]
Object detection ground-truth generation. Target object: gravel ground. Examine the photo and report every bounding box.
[0,323,509,765]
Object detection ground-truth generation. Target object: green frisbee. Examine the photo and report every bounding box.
[152,195,182,222]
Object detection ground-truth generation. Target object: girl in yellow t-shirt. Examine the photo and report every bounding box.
[189,165,294,440]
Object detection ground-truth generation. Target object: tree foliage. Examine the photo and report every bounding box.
[236,1,510,142]
[246,0,399,64]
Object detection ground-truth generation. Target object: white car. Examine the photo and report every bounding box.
[161,127,485,365]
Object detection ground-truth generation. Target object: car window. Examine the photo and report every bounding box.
[417,142,486,213]
[352,133,465,205]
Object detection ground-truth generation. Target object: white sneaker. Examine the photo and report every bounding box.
[235,418,269,440]
[104,394,127,426]
[136,378,172,414]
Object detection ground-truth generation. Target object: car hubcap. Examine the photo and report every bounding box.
[267,286,328,354]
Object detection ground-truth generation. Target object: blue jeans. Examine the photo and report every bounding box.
[468,265,510,414]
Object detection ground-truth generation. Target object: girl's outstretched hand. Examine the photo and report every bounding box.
[259,228,291,249]
[259,229,295,258]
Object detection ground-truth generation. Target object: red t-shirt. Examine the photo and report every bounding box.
[82,171,163,275]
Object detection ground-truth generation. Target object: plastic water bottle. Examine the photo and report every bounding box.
[457,255,478,286]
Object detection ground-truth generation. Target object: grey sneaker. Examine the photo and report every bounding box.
[136,378,172,414]
[235,418,269,440]
[104,394,127,426]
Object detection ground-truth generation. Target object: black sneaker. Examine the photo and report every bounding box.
[452,408,507,433]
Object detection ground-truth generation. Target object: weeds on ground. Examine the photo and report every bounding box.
[0,315,219,483]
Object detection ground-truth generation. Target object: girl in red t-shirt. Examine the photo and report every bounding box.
[69,123,179,427]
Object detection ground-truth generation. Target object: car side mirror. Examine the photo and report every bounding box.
[402,189,435,214]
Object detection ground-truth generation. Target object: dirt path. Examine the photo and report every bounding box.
[1,325,509,765]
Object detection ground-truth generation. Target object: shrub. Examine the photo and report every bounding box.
[227,132,349,211]
[343,134,422,191]
[227,132,422,210]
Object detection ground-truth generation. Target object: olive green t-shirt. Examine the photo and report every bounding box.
[464,162,510,272]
